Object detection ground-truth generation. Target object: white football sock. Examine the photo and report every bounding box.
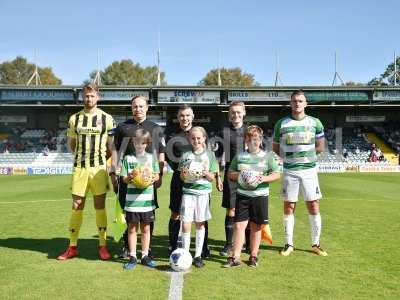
[309,214,321,246]
[283,214,294,246]
[195,228,205,258]
[182,232,191,252]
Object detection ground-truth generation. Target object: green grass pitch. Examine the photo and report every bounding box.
[0,173,399,299]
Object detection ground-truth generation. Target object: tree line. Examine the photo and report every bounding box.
[0,56,398,87]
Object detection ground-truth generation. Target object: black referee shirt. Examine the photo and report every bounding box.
[113,118,166,157]
[218,124,247,169]
[165,125,192,172]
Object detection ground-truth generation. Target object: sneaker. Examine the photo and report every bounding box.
[279,244,294,256]
[249,256,258,268]
[201,247,211,259]
[148,249,155,260]
[98,246,111,260]
[141,255,156,268]
[123,256,137,270]
[57,246,78,260]
[312,244,328,256]
[223,256,241,268]
[118,247,130,260]
[219,244,232,257]
[193,256,205,268]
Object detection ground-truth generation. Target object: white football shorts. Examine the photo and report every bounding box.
[181,193,211,223]
[282,167,322,202]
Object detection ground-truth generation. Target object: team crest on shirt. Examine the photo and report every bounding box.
[96,118,103,128]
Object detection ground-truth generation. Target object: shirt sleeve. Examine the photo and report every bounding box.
[67,115,77,139]
[152,125,166,154]
[152,155,160,173]
[121,157,129,177]
[267,152,280,173]
[228,155,238,172]
[315,118,325,139]
[107,115,116,137]
[273,119,282,144]
[178,152,188,171]
[208,150,218,173]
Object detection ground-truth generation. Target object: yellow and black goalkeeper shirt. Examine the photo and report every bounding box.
[67,109,115,168]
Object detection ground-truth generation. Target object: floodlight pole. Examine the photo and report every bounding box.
[394,51,398,86]
[93,48,102,86]
[332,51,344,86]
[217,49,222,87]
[156,29,161,86]
[26,49,42,86]
[274,51,283,86]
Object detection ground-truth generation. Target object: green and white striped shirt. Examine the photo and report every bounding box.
[121,153,159,212]
[229,150,279,197]
[273,115,324,170]
[178,149,218,195]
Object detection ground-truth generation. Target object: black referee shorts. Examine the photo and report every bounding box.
[222,169,237,209]
[169,171,183,214]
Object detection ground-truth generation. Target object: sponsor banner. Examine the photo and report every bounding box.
[0,166,12,175]
[12,166,27,175]
[228,91,291,102]
[306,91,369,102]
[173,117,210,123]
[358,165,400,172]
[79,90,149,101]
[1,89,74,101]
[346,115,386,122]
[317,164,346,173]
[27,166,73,175]
[0,116,27,123]
[246,115,269,122]
[158,91,220,103]
[373,90,400,101]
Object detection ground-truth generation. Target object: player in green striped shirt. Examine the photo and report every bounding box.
[273,89,328,257]
[121,129,160,269]
[224,125,280,267]
[179,126,218,268]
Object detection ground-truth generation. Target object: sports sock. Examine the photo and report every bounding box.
[225,216,234,247]
[182,232,191,252]
[169,219,181,250]
[69,209,83,246]
[142,250,148,258]
[195,228,205,258]
[95,209,107,246]
[308,214,322,246]
[202,221,209,252]
[245,225,251,249]
[283,214,294,246]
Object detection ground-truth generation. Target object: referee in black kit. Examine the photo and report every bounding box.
[165,104,221,257]
[110,95,166,259]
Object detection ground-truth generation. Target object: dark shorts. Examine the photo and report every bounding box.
[222,169,237,209]
[234,193,269,225]
[169,171,183,213]
[125,211,155,224]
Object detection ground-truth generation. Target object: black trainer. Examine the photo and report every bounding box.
[201,247,211,259]
[193,256,205,268]
[219,244,232,257]
[223,256,241,268]
[249,256,258,268]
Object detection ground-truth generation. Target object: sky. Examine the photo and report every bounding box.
[0,0,399,86]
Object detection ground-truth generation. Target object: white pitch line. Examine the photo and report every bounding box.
[168,271,184,300]
[0,199,70,204]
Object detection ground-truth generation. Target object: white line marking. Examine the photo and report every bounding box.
[0,199,70,204]
[168,271,184,300]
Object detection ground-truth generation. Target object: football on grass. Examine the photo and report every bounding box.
[169,248,192,272]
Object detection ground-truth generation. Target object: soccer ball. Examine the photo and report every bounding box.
[129,166,155,189]
[181,161,204,183]
[169,248,192,272]
[238,169,262,190]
